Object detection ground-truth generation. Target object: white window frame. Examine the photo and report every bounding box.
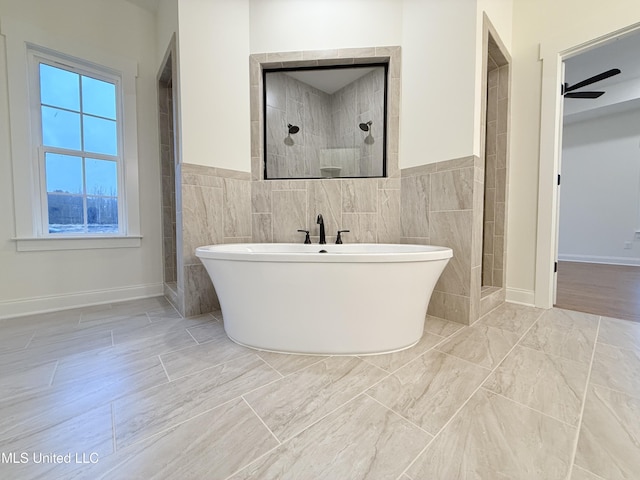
[29,47,126,237]
[2,17,141,251]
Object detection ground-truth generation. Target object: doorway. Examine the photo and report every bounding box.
[481,30,510,300]
[554,29,640,322]
[157,45,178,308]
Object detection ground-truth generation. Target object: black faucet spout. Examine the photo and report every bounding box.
[316,214,326,244]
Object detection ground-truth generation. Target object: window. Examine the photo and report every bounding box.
[3,16,142,251]
[32,52,123,235]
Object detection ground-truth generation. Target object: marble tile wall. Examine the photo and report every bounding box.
[250,46,401,184]
[401,156,484,325]
[179,163,251,317]
[265,72,331,178]
[250,46,401,244]
[159,84,177,286]
[328,68,385,177]
[483,61,509,290]
[251,177,400,244]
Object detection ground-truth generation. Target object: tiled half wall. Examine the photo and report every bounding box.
[180,157,491,324]
[179,46,503,325]
[178,163,251,317]
[401,156,485,325]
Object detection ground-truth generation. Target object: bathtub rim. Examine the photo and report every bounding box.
[195,243,453,263]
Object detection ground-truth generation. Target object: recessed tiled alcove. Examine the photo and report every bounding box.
[249,47,402,245]
[479,16,511,319]
[179,37,511,325]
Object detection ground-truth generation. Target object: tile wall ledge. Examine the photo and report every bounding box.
[181,163,251,181]
[401,155,480,177]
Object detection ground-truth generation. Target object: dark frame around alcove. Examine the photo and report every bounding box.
[262,62,389,180]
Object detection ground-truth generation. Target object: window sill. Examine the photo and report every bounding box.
[12,235,142,252]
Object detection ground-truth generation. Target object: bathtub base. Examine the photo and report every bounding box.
[225,333,421,356]
[196,243,452,356]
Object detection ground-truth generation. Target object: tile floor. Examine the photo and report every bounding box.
[0,297,638,479]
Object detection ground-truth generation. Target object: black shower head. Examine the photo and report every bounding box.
[288,123,300,134]
[359,121,372,132]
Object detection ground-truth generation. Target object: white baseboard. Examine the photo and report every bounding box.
[506,287,535,306]
[558,254,640,267]
[0,283,165,320]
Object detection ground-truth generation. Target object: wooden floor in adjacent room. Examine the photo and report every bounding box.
[555,261,640,322]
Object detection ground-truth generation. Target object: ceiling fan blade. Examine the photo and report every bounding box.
[564,68,621,93]
[564,91,605,99]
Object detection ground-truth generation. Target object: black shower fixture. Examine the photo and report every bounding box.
[359,121,372,132]
[288,123,300,134]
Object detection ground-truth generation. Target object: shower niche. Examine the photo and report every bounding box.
[263,64,388,179]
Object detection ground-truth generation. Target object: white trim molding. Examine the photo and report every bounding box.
[12,235,142,252]
[558,254,640,267]
[0,283,164,320]
[506,287,536,307]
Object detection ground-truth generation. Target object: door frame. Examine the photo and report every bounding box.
[535,22,640,308]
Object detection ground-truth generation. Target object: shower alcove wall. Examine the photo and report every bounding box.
[158,40,179,309]
[480,16,511,315]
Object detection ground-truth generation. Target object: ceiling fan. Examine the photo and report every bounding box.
[562,68,621,99]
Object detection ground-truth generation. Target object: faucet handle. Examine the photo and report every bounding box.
[336,229,350,244]
[297,229,311,244]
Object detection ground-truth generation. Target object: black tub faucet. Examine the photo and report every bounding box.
[317,214,326,244]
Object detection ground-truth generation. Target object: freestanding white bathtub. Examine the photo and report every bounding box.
[195,243,452,355]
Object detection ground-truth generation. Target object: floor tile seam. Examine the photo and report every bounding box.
[110,402,117,456]
[476,302,544,325]
[23,331,36,349]
[164,351,265,383]
[47,360,59,387]
[411,312,544,453]
[433,348,494,373]
[587,379,640,402]
[157,354,172,382]
[27,326,115,349]
[514,341,594,366]
[240,395,282,445]
[397,333,519,480]
[363,392,435,438]
[478,307,547,337]
[594,338,640,354]
[112,395,244,453]
[155,332,230,359]
[252,353,286,379]
[77,312,153,328]
[184,327,200,345]
[566,315,601,480]
[221,433,282,480]
[478,386,580,429]
[572,464,608,480]
[257,353,323,378]
[247,390,379,449]
[362,349,422,375]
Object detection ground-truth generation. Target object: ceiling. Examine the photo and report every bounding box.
[283,67,377,95]
[564,29,640,121]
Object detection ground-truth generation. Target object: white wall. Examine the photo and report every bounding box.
[401,0,477,167]
[249,0,402,53]
[177,0,251,172]
[559,108,640,265]
[157,0,178,67]
[0,0,163,317]
[249,0,512,169]
[509,0,640,306]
